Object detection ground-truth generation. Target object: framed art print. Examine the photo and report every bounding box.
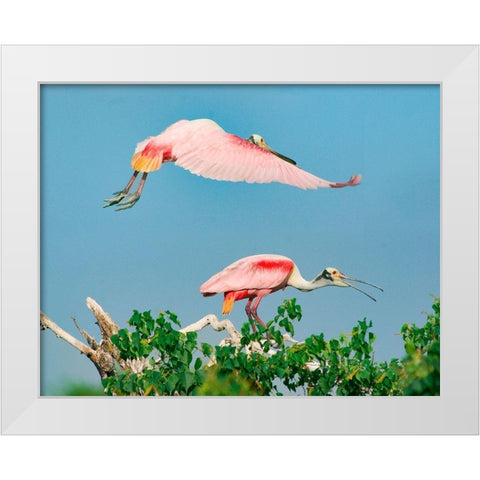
[1,45,478,434]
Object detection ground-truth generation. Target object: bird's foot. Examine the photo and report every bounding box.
[103,190,129,208]
[113,192,141,211]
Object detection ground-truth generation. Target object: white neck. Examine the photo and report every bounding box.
[287,265,328,292]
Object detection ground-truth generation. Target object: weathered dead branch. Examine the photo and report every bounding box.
[40,312,94,357]
[41,298,127,380]
[180,314,242,343]
[41,311,116,379]
[85,297,120,341]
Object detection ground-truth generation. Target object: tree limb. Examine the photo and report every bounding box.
[180,314,242,342]
[85,296,119,341]
[41,312,94,357]
[40,307,119,380]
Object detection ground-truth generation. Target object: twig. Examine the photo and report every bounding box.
[72,316,98,349]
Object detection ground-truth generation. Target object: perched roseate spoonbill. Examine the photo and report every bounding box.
[200,254,383,328]
[104,119,361,210]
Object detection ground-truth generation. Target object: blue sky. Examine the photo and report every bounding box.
[40,84,439,395]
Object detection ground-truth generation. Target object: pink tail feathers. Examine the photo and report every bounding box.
[330,174,362,188]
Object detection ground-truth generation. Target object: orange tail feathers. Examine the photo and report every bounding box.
[222,294,235,315]
[131,152,164,173]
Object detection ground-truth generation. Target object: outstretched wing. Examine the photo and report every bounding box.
[200,254,295,294]
[173,127,361,190]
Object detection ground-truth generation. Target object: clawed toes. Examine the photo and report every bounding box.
[114,193,140,211]
[103,191,128,208]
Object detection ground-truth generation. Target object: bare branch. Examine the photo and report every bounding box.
[85,296,119,341]
[304,361,322,372]
[41,312,94,357]
[72,316,98,349]
[180,314,242,342]
[282,333,299,344]
[41,304,120,380]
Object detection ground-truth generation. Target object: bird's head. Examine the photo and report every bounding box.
[246,134,297,165]
[315,267,383,302]
[246,134,267,148]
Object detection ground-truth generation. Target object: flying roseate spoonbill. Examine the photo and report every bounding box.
[103,119,362,210]
[200,254,383,328]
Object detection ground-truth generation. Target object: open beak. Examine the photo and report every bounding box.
[335,272,383,302]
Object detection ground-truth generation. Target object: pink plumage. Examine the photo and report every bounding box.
[104,119,361,210]
[201,254,295,297]
[200,254,296,328]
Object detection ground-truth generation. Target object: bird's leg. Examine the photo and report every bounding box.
[250,296,278,344]
[250,297,267,330]
[104,171,139,208]
[114,172,148,211]
[245,298,257,333]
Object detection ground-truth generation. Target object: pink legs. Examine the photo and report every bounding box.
[245,296,267,332]
[104,171,148,211]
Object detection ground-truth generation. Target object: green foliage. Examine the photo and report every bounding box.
[194,365,258,396]
[214,309,402,396]
[103,310,203,395]
[101,297,440,396]
[397,296,440,395]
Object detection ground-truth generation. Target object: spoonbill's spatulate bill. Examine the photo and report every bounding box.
[104,119,362,210]
[200,254,383,328]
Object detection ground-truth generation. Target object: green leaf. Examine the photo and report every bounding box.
[221,358,235,371]
[329,339,340,350]
[405,340,416,356]
[131,331,141,353]
[165,374,179,394]
[181,372,196,392]
[356,368,371,381]
[285,320,294,335]
[122,374,136,393]
[166,310,181,327]
[241,322,251,336]
[128,310,141,327]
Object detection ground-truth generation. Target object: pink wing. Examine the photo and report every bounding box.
[200,254,295,294]
[172,122,361,190]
